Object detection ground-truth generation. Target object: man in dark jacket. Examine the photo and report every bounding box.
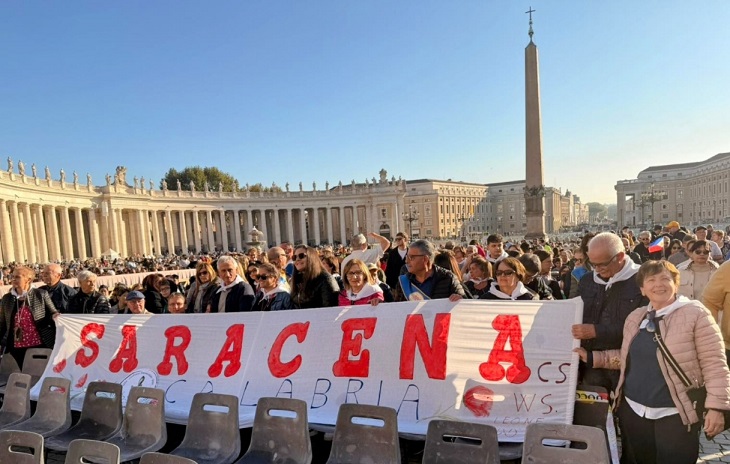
[572,232,646,392]
[40,263,76,313]
[384,232,408,289]
[209,255,255,312]
[398,239,466,301]
[67,270,110,314]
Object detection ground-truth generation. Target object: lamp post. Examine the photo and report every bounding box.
[640,183,667,228]
[402,207,419,239]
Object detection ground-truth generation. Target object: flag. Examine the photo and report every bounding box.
[648,237,664,253]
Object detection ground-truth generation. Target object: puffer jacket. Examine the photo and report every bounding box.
[398,265,467,301]
[703,261,730,350]
[593,300,730,426]
[678,260,719,300]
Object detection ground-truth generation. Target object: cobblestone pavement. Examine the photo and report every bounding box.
[42,429,730,463]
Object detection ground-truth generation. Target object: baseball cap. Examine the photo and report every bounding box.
[126,290,145,301]
[666,221,680,229]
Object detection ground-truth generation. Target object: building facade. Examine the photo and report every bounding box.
[0,165,406,263]
[615,152,730,230]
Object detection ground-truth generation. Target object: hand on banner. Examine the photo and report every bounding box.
[370,299,381,307]
[571,324,596,340]
[448,294,463,302]
[573,347,588,363]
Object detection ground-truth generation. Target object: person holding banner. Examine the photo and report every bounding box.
[577,260,730,464]
[398,239,466,301]
[0,266,58,367]
[338,259,384,306]
[290,245,340,309]
[480,257,538,301]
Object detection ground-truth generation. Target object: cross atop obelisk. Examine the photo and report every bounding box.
[524,6,546,239]
[526,7,535,41]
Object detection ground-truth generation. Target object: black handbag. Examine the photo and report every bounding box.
[653,323,729,437]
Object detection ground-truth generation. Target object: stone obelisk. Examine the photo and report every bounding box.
[524,7,546,240]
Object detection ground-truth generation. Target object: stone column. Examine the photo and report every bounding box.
[299,209,307,245]
[98,207,109,253]
[286,208,294,243]
[206,210,215,252]
[46,206,62,261]
[119,209,130,257]
[34,205,48,263]
[339,207,347,245]
[259,210,268,247]
[179,211,189,253]
[59,206,73,260]
[246,210,253,235]
[108,208,120,253]
[192,211,202,253]
[143,210,154,255]
[220,210,229,252]
[0,200,15,263]
[524,35,546,239]
[137,210,148,256]
[22,203,37,263]
[312,208,321,246]
[126,211,138,255]
[165,210,175,254]
[73,207,87,259]
[150,211,162,255]
[9,201,26,262]
[273,209,282,245]
[88,208,101,259]
[326,207,334,245]
[233,210,242,251]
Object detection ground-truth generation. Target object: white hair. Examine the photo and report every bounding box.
[217,255,238,269]
[76,270,97,282]
[588,232,623,257]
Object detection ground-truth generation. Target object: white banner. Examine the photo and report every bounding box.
[33,298,583,442]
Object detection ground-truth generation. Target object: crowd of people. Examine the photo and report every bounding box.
[2,219,730,463]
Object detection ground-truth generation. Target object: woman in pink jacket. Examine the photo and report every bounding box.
[338,259,383,307]
[577,260,730,464]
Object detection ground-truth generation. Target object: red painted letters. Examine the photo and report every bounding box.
[108,325,139,373]
[75,323,105,368]
[399,314,450,380]
[268,322,310,378]
[208,324,245,378]
[332,318,376,377]
[157,326,192,376]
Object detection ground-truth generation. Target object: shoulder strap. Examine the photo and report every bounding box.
[653,322,694,388]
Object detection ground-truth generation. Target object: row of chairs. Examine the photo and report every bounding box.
[0,368,610,463]
[0,349,51,393]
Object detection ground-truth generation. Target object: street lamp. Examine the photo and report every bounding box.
[640,183,667,228]
[402,207,419,239]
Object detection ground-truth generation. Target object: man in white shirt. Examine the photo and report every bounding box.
[340,232,390,273]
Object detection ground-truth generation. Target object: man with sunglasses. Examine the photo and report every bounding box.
[632,230,663,263]
[397,239,466,302]
[572,232,647,393]
[668,234,697,267]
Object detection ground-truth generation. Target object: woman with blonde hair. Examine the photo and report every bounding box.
[185,261,220,313]
[339,259,384,306]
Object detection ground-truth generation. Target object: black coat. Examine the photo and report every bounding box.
[40,282,77,313]
[209,281,255,313]
[400,266,467,300]
[577,272,647,351]
[143,289,166,314]
[0,288,58,350]
[67,291,110,314]
[291,273,340,309]
[385,248,408,289]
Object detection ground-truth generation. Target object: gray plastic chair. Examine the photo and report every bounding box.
[140,452,198,464]
[21,348,52,388]
[107,386,167,461]
[64,438,120,464]
[423,420,500,464]
[0,372,32,430]
[0,429,44,464]
[236,397,312,464]
[170,392,241,464]
[326,404,400,464]
[0,354,21,388]
[521,423,610,464]
[45,381,123,451]
[11,376,72,437]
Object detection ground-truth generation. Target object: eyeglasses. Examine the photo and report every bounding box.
[256,275,273,281]
[198,271,209,276]
[640,238,650,241]
[495,270,516,277]
[592,253,619,270]
[346,271,364,278]
[294,253,308,261]
[405,254,425,261]
[694,250,709,255]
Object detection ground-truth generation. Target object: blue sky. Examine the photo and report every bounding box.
[1,1,728,204]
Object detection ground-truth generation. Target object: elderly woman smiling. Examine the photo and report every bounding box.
[338,259,384,306]
[577,260,730,463]
[479,257,537,301]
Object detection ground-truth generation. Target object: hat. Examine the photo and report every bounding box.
[366,262,378,271]
[126,290,145,301]
[666,221,680,229]
[694,225,707,232]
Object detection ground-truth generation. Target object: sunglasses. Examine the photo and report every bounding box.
[294,253,307,261]
[256,275,273,281]
[198,271,209,276]
[495,270,515,277]
[694,250,709,255]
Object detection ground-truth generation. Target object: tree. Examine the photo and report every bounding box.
[586,202,609,221]
[247,183,283,193]
[161,166,240,192]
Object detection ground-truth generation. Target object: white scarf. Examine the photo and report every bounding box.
[346,283,382,302]
[469,278,489,285]
[486,251,509,264]
[488,281,530,300]
[10,287,28,300]
[216,275,244,294]
[639,295,691,329]
[593,258,640,290]
[259,286,287,300]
